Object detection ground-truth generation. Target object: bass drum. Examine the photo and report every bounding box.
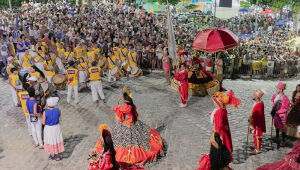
[111,67,123,79]
[130,66,143,77]
[52,74,66,90]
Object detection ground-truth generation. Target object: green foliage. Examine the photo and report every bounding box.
[240,1,251,8]
[249,0,273,6]
[157,0,181,6]
[184,4,198,10]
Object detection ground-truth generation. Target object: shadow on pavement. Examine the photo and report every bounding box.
[232,135,294,164]
[0,146,4,159]
[61,134,88,159]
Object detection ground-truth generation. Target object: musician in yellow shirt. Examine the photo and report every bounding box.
[113,43,121,59]
[65,46,75,64]
[57,43,65,59]
[34,47,46,63]
[9,68,20,106]
[17,87,32,135]
[119,44,128,63]
[20,48,33,73]
[88,61,105,104]
[128,45,139,82]
[65,61,79,104]
[87,46,96,66]
[107,51,118,82]
[30,65,42,80]
[92,43,100,60]
[75,44,84,60]
[43,54,56,83]
[78,57,88,90]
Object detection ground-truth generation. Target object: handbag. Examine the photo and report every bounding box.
[26,99,38,122]
[30,115,38,122]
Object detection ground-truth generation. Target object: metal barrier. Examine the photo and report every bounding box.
[223,58,299,79]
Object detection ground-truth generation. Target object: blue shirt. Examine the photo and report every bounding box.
[26,99,37,115]
[45,108,60,126]
[17,43,25,53]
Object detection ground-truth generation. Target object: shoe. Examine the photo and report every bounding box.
[250,150,259,155]
[94,100,99,105]
[179,103,187,108]
[280,141,286,147]
[248,145,255,150]
[49,155,55,160]
[55,156,62,161]
[102,99,106,104]
[39,145,44,149]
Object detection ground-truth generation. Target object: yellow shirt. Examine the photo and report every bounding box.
[78,62,88,71]
[88,66,101,82]
[18,91,30,116]
[56,42,64,49]
[31,72,41,79]
[75,47,83,59]
[120,48,128,62]
[35,53,45,63]
[66,68,79,86]
[87,51,95,64]
[57,48,65,58]
[23,54,33,68]
[107,55,117,69]
[113,47,120,59]
[93,48,100,57]
[65,52,75,62]
[261,60,268,66]
[44,60,56,76]
[128,52,137,66]
[9,74,20,88]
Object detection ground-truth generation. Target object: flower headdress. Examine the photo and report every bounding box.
[99,124,111,137]
[123,86,132,99]
[213,90,241,109]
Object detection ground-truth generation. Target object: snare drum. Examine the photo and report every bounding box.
[52,74,66,90]
[121,61,131,72]
[111,67,123,79]
[130,66,143,77]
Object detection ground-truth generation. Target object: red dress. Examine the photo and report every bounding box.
[257,141,300,170]
[214,108,233,153]
[89,151,145,170]
[250,102,266,151]
[196,154,233,170]
[95,104,163,165]
[174,70,189,104]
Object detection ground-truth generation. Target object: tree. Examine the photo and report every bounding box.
[142,0,180,6]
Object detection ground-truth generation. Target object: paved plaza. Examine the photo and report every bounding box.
[0,74,299,170]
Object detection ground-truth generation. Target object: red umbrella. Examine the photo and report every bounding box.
[192,27,239,53]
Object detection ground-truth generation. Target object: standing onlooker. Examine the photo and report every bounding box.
[26,87,43,149]
[42,97,64,161]
[162,50,170,85]
[214,54,223,86]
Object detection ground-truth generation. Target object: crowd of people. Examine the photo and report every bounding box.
[0,0,300,169]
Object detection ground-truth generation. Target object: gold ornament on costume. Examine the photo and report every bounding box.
[123,87,132,99]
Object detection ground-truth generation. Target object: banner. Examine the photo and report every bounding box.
[213,0,240,19]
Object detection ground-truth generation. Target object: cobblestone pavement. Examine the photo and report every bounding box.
[0,73,298,170]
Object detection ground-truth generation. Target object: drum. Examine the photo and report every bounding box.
[111,67,123,79]
[52,74,66,90]
[130,66,142,77]
[121,61,131,72]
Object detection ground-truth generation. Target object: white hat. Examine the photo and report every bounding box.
[28,76,38,81]
[47,97,60,107]
[7,57,14,61]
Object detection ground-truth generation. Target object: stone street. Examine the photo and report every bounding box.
[0,73,298,170]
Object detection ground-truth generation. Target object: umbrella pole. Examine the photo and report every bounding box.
[213,0,216,27]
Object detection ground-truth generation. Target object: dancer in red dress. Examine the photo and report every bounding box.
[89,124,145,170]
[197,132,232,170]
[174,63,189,107]
[249,89,266,155]
[95,88,164,165]
[210,90,241,158]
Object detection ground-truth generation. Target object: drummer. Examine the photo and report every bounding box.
[64,46,75,64]
[77,57,88,90]
[65,61,79,104]
[74,42,84,61]
[107,50,118,82]
[20,48,33,74]
[128,45,139,82]
[92,43,100,60]
[43,53,56,83]
[87,46,96,67]
[87,61,106,105]
[119,43,130,81]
